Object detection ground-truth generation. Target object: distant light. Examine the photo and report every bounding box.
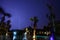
[13,36,16,40]
[26,28,28,31]
[13,31,17,40]
[50,36,54,40]
[33,35,35,38]
[6,33,8,36]
[24,32,27,35]
[50,37,53,40]
[44,32,47,34]
[26,28,29,32]
[33,35,36,40]
[13,31,17,35]
[23,32,27,40]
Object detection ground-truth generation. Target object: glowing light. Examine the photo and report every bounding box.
[33,35,36,40]
[33,35,35,38]
[50,33,54,40]
[13,31,17,35]
[24,32,27,35]
[13,32,17,40]
[26,28,29,32]
[13,36,16,40]
[33,30,36,38]
[44,32,47,34]
[33,30,36,40]
[26,28,28,31]
[50,37,53,40]
[6,33,8,36]
[23,32,27,40]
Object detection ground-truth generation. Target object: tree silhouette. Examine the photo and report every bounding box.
[30,16,38,28]
[46,4,55,29]
[0,7,11,33]
[46,4,55,20]
[46,4,56,40]
[30,16,38,40]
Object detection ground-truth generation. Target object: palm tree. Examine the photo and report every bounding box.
[30,16,38,27]
[30,16,38,40]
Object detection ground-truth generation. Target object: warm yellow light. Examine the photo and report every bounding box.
[33,35,35,38]
[26,28,28,31]
[26,28,29,32]
[33,39,35,40]
[33,29,36,40]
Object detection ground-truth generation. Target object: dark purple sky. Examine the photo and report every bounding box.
[0,0,60,30]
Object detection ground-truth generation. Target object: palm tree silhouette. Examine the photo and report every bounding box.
[0,7,11,31]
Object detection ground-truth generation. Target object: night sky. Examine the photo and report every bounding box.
[0,0,60,30]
